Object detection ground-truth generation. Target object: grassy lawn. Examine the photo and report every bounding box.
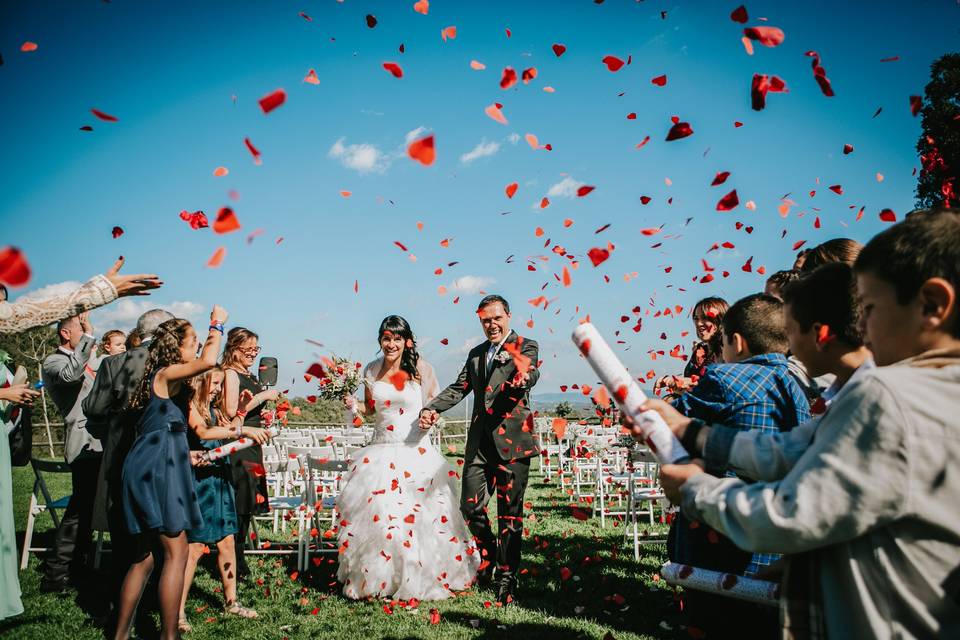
[3,457,680,640]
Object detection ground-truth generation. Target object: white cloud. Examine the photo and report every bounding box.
[546,176,585,198]
[460,139,500,164]
[328,137,389,173]
[507,133,521,145]
[450,275,495,295]
[91,300,204,331]
[17,281,84,303]
[455,336,484,355]
[404,126,428,144]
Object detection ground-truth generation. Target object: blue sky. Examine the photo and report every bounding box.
[1,0,956,398]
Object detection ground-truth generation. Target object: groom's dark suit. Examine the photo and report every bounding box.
[425,330,539,580]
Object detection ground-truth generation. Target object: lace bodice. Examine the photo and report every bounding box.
[368,379,427,445]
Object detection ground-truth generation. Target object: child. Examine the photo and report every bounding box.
[177,368,273,633]
[657,208,960,638]
[113,307,227,640]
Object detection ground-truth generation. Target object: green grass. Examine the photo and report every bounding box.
[3,459,679,640]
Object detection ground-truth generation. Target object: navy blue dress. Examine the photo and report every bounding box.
[122,379,203,535]
[187,424,238,544]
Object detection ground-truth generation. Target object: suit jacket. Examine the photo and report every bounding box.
[426,331,540,462]
[41,336,100,464]
[82,343,150,529]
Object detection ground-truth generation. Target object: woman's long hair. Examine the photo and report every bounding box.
[128,318,194,410]
[692,296,729,361]
[378,315,420,382]
[189,368,223,425]
[219,327,259,373]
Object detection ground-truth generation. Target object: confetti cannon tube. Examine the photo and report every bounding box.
[203,426,281,462]
[571,322,689,464]
[660,562,780,606]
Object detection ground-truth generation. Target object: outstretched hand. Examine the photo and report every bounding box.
[105,257,163,297]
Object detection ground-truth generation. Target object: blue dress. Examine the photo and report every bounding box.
[121,380,203,535]
[186,425,238,544]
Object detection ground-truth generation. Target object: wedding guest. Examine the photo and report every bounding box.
[100,330,127,357]
[219,328,279,577]
[654,297,728,397]
[39,313,102,592]
[798,237,862,273]
[124,329,141,351]
[655,208,960,639]
[0,375,40,620]
[0,257,161,334]
[763,269,800,300]
[82,309,174,627]
[177,368,268,633]
[113,308,228,640]
[669,293,810,637]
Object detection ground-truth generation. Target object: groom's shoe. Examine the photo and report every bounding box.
[496,574,518,606]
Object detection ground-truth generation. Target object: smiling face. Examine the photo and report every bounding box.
[693,308,720,342]
[478,301,511,343]
[379,330,406,363]
[209,369,225,399]
[237,337,260,370]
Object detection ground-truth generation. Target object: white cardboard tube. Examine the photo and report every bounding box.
[571,322,689,464]
[203,425,281,462]
[660,561,780,606]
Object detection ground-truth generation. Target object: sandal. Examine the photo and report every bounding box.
[224,600,258,619]
[178,617,193,634]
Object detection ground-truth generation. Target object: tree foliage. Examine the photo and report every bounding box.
[915,53,960,209]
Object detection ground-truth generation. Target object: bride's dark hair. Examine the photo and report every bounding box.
[378,315,420,382]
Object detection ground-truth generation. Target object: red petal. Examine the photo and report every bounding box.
[601,55,625,72]
[552,43,567,57]
[366,14,377,28]
[640,195,652,205]
[576,185,595,197]
[711,171,730,186]
[244,137,262,164]
[716,189,739,211]
[382,62,404,78]
[521,67,537,84]
[91,108,118,122]
[879,208,897,222]
[500,67,518,89]
[909,95,922,117]
[206,246,226,268]
[730,5,748,23]
[842,144,854,155]
[665,121,693,141]
[505,182,519,199]
[79,126,93,131]
[111,226,124,238]
[651,74,667,86]
[0,247,31,287]
[828,184,843,195]
[587,247,610,267]
[407,134,436,166]
[20,41,38,52]
[792,240,807,251]
[212,207,241,234]
[390,371,410,391]
[258,89,286,114]
[743,26,785,47]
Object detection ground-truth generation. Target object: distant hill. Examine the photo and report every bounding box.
[532,390,655,408]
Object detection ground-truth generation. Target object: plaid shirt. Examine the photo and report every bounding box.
[674,352,812,574]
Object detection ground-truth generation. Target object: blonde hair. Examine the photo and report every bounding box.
[189,367,226,425]
[219,327,259,372]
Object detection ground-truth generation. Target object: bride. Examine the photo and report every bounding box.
[337,315,480,600]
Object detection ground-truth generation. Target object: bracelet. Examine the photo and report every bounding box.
[681,418,706,456]
[209,322,225,334]
[236,409,248,418]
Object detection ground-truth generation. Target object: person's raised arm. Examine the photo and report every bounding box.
[157,305,228,385]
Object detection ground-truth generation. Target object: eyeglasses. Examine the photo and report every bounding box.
[239,346,262,355]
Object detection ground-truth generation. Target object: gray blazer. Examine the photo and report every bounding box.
[41,335,101,464]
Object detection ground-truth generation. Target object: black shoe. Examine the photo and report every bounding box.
[39,577,72,594]
[496,575,518,606]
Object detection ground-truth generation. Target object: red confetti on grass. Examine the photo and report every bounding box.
[382,62,404,78]
[407,134,435,166]
[91,108,118,122]
[0,247,31,287]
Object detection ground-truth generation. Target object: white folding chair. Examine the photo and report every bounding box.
[297,454,349,572]
[20,458,73,570]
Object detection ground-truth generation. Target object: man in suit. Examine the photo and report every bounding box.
[419,294,540,605]
[39,312,101,592]
[82,308,173,615]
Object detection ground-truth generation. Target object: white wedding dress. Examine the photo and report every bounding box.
[336,373,480,600]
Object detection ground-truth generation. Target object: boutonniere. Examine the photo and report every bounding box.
[494,350,512,365]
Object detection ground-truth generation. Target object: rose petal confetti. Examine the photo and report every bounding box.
[407,134,435,166]
[665,120,693,141]
[505,182,519,199]
[213,207,241,234]
[0,247,31,287]
[413,0,429,15]
[716,189,739,211]
[552,43,567,57]
[730,5,748,23]
[304,69,320,85]
[206,246,226,268]
[111,226,124,239]
[743,26,785,47]
[651,74,667,86]
[382,62,404,78]
[258,89,286,114]
[91,108,118,122]
[602,55,625,72]
[500,67,518,89]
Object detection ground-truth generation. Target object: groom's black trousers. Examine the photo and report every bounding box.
[460,435,530,577]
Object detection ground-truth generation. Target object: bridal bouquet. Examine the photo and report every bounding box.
[316,356,363,402]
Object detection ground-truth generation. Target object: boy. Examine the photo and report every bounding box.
[655,209,960,638]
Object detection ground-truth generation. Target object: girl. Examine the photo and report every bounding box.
[655,297,729,398]
[177,368,273,632]
[113,307,227,640]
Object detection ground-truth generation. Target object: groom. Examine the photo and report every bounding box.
[419,294,540,605]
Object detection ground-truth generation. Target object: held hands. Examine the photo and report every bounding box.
[659,459,705,504]
[106,257,163,297]
[210,304,228,326]
[0,384,41,406]
[418,408,439,430]
[189,450,211,468]
[242,427,272,445]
